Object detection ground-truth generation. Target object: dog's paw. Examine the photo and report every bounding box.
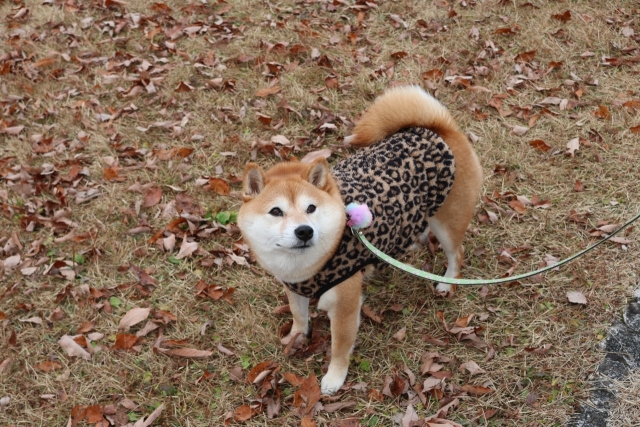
[321,369,347,395]
[435,282,456,298]
[280,330,308,346]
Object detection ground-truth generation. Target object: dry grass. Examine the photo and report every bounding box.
[1,0,639,426]
[606,370,640,427]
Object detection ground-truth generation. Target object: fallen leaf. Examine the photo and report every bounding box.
[511,125,529,135]
[593,105,611,120]
[209,177,231,195]
[392,327,406,341]
[609,237,633,244]
[461,384,493,395]
[233,405,257,422]
[247,361,278,384]
[143,186,162,207]
[630,125,640,134]
[525,343,553,355]
[255,86,281,97]
[113,333,139,350]
[19,316,43,325]
[35,361,63,372]
[271,135,291,145]
[567,291,587,304]
[362,305,382,323]
[459,361,486,376]
[552,10,571,22]
[293,373,321,413]
[322,401,357,413]
[59,335,91,360]
[175,237,198,259]
[118,307,150,331]
[301,416,316,427]
[566,138,580,157]
[157,347,214,358]
[282,372,304,386]
[402,404,419,427]
[529,139,551,152]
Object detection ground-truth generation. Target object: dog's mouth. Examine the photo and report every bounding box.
[277,243,312,250]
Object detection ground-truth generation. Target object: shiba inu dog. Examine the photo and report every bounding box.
[238,86,483,394]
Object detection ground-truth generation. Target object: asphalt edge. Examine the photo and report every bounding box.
[568,288,640,427]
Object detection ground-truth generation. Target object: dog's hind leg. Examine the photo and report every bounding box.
[428,215,465,296]
[317,272,363,395]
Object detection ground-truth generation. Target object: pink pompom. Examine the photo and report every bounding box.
[346,202,373,229]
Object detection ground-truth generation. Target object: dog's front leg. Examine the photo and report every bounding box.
[281,286,309,344]
[317,273,363,395]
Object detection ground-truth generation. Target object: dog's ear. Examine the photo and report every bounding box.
[242,163,265,200]
[305,157,330,189]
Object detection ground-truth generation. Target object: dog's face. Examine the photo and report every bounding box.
[237,158,346,283]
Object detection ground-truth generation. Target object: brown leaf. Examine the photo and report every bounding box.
[630,125,640,134]
[103,167,122,181]
[510,125,529,135]
[118,307,150,331]
[525,343,553,355]
[175,81,194,92]
[567,291,587,305]
[175,237,198,259]
[593,105,611,120]
[113,333,139,350]
[514,50,536,63]
[76,321,95,334]
[293,373,321,414]
[566,138,580,157]
[84,405,104,423]
[34,57,57,68]
[422,69,444,81]
[282,372,305,386]
[574,180,584,192]
[392,327,407,341]
[461,384,493,395]
[529,139,551,152]
[255,86,281,97]
[526,391,539,408]
[322,401,357,413]
[509,200,527,214]
[233,405,257,422]
[34,361,63,372]
[390,370,408,397]
[362,305,382,323]
[301,416,316,427]
[157,347,214,358]
[209,177,231,195]
[0,358,13,374]
[459,361,486,376]
[247,361,278,384]
[422,334,449,347]
[552,10,571,22]
[59,335,91,360]
[143,186,162,207]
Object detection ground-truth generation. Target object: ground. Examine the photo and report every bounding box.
[1,0,639,426]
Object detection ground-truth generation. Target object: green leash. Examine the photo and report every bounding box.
[352,211,640,286]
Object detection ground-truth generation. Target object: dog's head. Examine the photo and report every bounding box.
[237,158,346,283]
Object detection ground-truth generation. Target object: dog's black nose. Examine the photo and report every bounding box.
[295,225,314,242]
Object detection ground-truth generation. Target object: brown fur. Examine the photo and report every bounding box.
[238,86,482,394]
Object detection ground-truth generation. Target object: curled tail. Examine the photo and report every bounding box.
[345,85,461,148]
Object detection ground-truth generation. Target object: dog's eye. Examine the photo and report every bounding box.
[306,204,316,214]
[269,207,283,217]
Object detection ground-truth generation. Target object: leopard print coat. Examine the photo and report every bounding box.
[284,127,456,299]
